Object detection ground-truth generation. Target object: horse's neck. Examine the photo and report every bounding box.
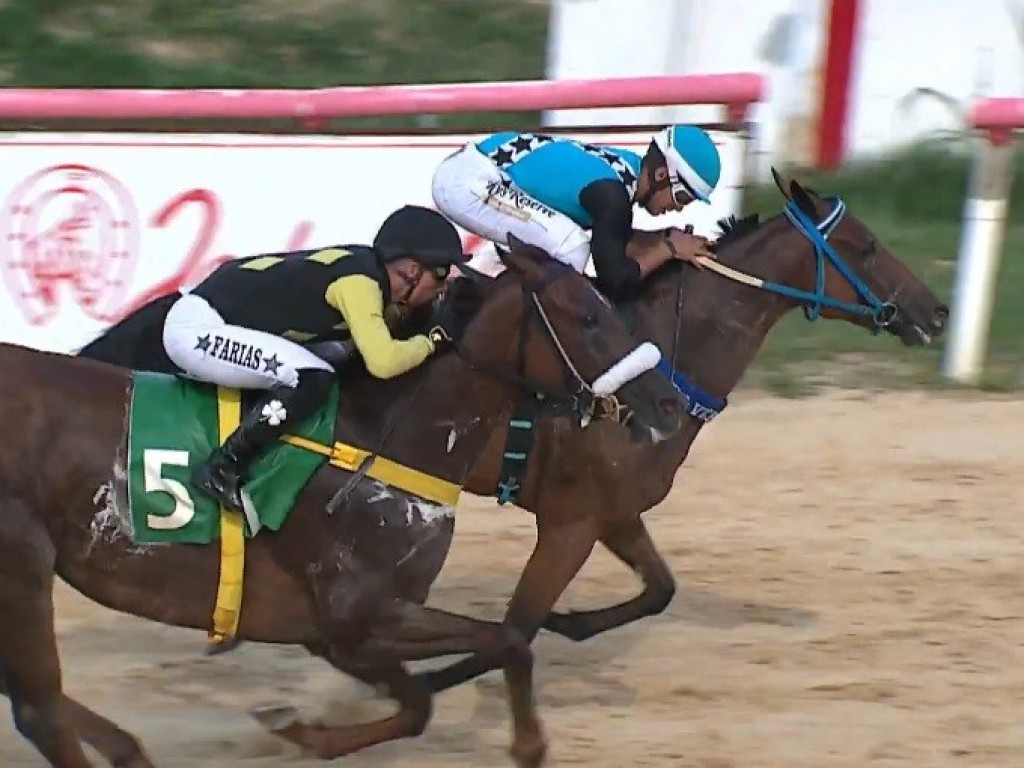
[645,218,811,398]
[335,352,515,486]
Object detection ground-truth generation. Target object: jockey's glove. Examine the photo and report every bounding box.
[428,325,453,348]
[427,303,466,349]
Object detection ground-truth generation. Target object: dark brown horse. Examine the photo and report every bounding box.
[413,172,949,695]
[0,238,685,768]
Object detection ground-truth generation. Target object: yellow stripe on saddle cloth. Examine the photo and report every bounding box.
[207,392,462,648]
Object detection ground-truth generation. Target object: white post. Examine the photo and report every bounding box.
[732,108,756,217]
[942,134,1016,385]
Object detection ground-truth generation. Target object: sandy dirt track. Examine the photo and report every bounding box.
[2,389,1022,768]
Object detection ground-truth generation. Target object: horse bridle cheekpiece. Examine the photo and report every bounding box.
[779,197,897,332]
[454,262,660,427]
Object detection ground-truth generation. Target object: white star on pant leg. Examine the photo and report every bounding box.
[261,400,287,426]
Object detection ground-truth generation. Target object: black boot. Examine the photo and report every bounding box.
[191,370,335,513]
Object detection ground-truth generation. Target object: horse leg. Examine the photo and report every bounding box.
[0,500,94,767]
[419,515,601,764]
[255,606,540,763]
[256,651,431,759]
[421,515,600,692]
[542,518,676,641]
[60,698,153,768]
[2,651,153,768]
[360,605,548,767]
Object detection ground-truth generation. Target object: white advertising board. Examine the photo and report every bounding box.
[0,130,745,352]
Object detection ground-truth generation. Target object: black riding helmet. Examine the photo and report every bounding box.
[373,205,469,279]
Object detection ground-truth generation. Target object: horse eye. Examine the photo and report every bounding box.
[583,313,599,329]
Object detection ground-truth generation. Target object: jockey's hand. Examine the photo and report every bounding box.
[428,325,453,348]
[428,304,466,350]
[665,228,716,268]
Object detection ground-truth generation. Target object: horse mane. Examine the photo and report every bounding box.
[710,213,763,254]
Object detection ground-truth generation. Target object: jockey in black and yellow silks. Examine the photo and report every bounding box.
[157,205,470,515]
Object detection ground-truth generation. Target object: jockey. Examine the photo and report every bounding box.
[159,205,469,515]
[432,125,721,299]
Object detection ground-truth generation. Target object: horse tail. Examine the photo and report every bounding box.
[76,292,180,374]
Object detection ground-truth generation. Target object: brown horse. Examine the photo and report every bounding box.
[0,237,685,768]
[75,172,951,761]
[414,172,949,695]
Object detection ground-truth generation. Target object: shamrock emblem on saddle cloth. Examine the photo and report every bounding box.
[261,400,287,426]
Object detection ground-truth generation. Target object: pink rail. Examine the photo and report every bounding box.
[970,98,1024,144]
[0,74,765,122]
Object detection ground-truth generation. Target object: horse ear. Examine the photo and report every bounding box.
[499,233,546,278]
[771,166,791,200]
[455,262,497,287]
[788,179,817,218]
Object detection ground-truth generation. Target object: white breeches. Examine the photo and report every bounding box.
[431,144,592,273]
[162,294,333,390]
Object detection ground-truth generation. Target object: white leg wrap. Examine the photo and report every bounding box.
[592,342,661,396]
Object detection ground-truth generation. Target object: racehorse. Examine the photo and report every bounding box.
[74,171,950,763]
[0,237,685,768]
[415,171,949,695]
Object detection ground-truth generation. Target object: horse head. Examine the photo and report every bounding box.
[770,168,949,346]
[451,234,685,443]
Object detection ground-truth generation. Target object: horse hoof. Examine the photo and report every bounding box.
[250,704,300,733]
[113,751,157,768]
[510,738,548,768]
[250,706,324,759]
[543,612,595,643]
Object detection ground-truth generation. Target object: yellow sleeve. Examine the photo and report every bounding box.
[325,275,435,379]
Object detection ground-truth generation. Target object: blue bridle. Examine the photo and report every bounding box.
[774,196,897,331]
[657,194,897,424]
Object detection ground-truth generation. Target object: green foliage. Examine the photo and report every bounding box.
[747,139,1024,222]
[0,0,549,129]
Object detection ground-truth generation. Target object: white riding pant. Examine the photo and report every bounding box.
[432,144,592,273]
[162,293,333,390]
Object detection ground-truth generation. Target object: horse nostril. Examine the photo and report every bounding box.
[933,305,950,330]
[660,398,680,416]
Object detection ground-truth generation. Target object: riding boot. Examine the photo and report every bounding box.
[191,369,335,513]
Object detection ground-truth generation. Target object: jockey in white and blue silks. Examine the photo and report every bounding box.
[432,124,723,300]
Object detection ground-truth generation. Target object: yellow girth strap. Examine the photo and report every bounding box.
[208,387,246,648]
[280,435,462,507]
